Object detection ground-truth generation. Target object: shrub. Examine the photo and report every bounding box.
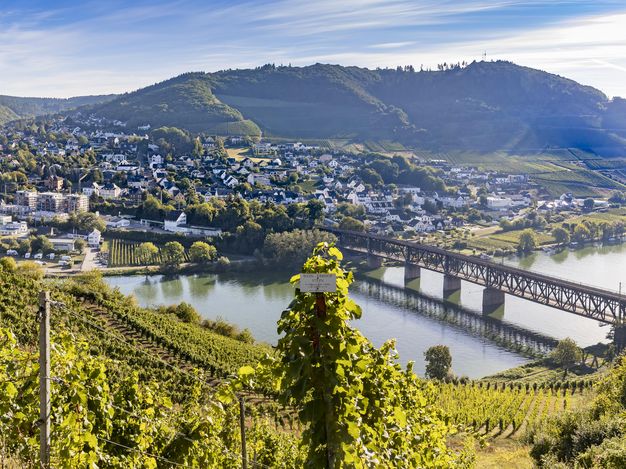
[0,257,17,272]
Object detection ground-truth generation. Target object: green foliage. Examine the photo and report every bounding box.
[424,345,452,380]
[258,243,464,467]
[0,256,17,271]
[135,242,159,265]
[189,241,218,263]
[262,229,337,267]
[158,302,202,324]
[91,72,261,135]
[338,216,364,232]
[162,241,186,268]
[552,227,570,245]
[527,356,626,466]
[550,338,582,375]
[0,326,299,467]
[67,211,106,233]
[517,229,538,253]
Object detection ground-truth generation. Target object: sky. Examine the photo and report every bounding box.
[1,0,625,98]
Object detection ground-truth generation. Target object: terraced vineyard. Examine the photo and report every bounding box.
[107,238,191,267]
[435,379,593,438]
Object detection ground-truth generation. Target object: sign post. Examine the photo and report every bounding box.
[299,274,337,293]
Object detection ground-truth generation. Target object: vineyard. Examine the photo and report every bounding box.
[435,379,593,438]
[107,238,190,267]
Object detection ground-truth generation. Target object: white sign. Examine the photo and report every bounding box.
[299,274,337,292]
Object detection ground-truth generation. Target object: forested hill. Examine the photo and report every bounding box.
[0,94,116,125]
[76,61,626,155]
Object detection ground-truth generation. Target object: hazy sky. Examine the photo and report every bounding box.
[1,0,626,98]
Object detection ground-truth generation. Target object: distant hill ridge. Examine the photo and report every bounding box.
[0,94,116,125]
[7,61,626,155]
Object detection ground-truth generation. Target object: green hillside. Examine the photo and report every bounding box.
[78,61,626,155]
[0,94,115,124]
[0,104,19,125]
[90,72,261,135]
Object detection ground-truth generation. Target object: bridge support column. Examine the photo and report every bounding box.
[482,288,505,314]
[614,324,626,354]
[367,253,383,269]
[404,263,421,281]
[443,275,461,298]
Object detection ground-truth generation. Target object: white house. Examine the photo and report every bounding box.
[87,229,101,248]
[164,211,187,232]
[82,182,101,197]
[105,217,131,229]
[99,183,122,199]
[0,220,28,236]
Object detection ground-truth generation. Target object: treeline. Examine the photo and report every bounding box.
[357,154,450,192]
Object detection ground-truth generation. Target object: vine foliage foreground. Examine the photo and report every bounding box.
[240,243,473,468]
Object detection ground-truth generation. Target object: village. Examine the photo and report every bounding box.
[0,113,621,271]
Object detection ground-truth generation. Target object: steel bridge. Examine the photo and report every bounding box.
[326,228,626,326]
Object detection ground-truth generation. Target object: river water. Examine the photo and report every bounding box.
[105,242,626,379]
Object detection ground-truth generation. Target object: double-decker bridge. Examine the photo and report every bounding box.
[325,228,626,347]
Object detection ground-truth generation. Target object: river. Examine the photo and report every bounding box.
[105,242,625,379]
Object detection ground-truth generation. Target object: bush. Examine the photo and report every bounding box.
[158,302,201,324]
[0,257,17,272]
[577,436,626,469]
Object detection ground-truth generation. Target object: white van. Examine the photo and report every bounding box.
[24,252,31,259]
[48,253,55,260]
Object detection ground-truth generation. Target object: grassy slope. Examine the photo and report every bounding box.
[0,104,19,125]
[91,73,261,135]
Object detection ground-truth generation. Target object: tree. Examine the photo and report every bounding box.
[31,235,54,254]
[17,238,31,255]
[305,199,325,227]
[67,212,106,233]
[248,243,461,467]
[552,227,570,245]
[189,241,217,263]
[583,198,595,211]
[573,223,591,243]
[338,216,365,232]
[74,238,87,253]
[550,338,581,376]
[162,241,185,268]
[424,345,452,380]
[518,229,537,253]
[262,229,337,267]
[136,242,158,265]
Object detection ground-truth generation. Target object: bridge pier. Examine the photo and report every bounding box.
[367,253,383,269]
[404,263,421,281]
[443,275,461,298]
[482,288,505,314]
[614,324,626,353]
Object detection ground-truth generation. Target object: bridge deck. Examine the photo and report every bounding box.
[326,228,625,324]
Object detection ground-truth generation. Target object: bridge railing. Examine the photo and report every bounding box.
[324,228,626,299]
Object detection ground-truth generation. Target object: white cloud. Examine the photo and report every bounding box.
[0,2,625,98]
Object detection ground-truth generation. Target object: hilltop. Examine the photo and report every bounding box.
[65,61,626,155]
[0,94,116,125]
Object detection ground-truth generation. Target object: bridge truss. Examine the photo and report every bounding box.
[327,229,626,325]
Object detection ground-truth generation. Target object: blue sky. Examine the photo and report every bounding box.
[1,0,625,97]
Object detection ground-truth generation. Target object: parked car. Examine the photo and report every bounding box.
[33,253,43,260]
[60,255,71,261]
[6,250,18,256]
[48,253,55,260]
[24,252,31,259]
